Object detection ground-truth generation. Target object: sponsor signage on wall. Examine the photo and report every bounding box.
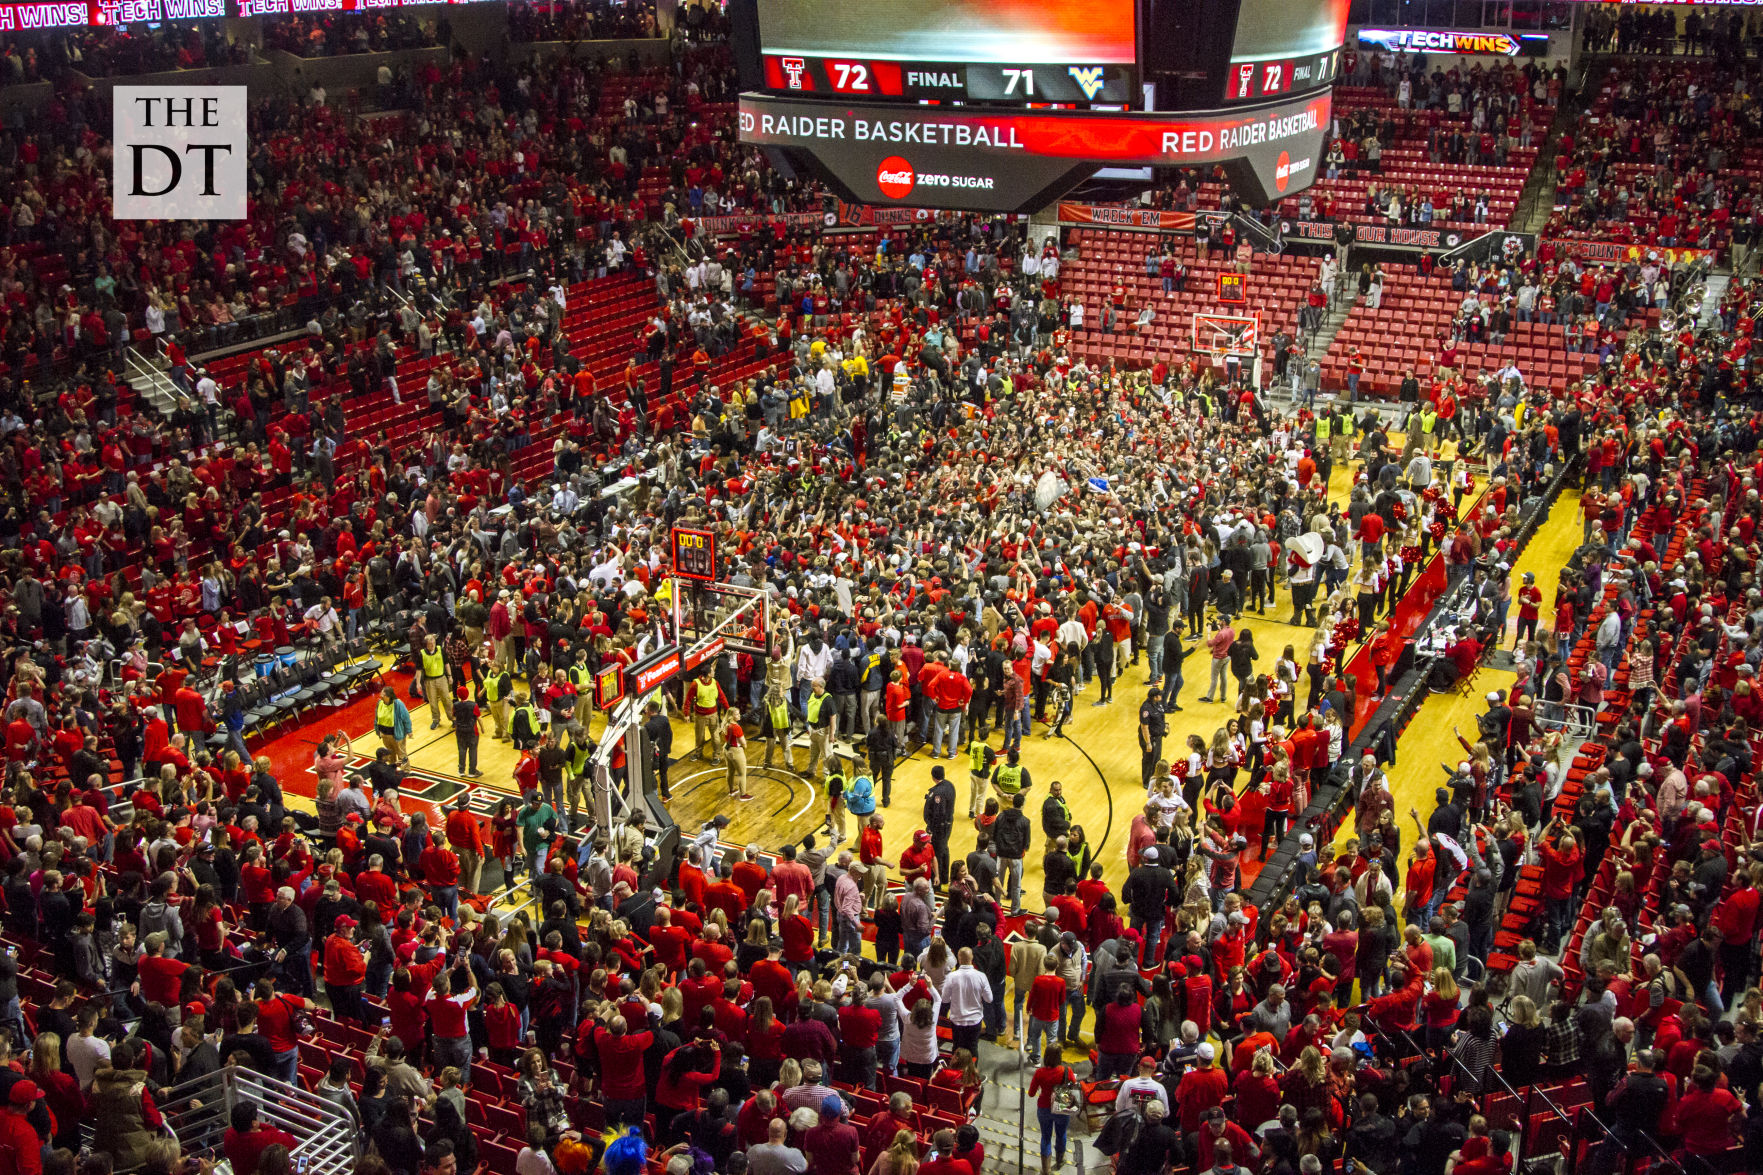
[1357,28,1525,55]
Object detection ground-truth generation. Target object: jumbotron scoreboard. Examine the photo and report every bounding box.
[731,0,1349,213]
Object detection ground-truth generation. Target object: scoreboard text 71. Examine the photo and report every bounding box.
[671,526,719,582]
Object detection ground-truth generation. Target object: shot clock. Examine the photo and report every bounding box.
[670,526,719,583]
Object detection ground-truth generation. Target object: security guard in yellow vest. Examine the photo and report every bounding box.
[569,663,595,733]
[483,667,513,740]
[419,635,452,730]
[690,668,726,762]
[566,729,594,828]
[992,747,1029,798]
[375,685,411,764]
[763,683,793,770]
[510,693,542,751]
[967,734,994,819]
[804,677,835,778]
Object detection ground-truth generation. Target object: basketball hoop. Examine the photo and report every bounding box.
[1192,310,1262,360]
[671,578,772,657]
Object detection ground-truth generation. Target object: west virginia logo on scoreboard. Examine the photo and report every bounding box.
[1067,66,1107,101]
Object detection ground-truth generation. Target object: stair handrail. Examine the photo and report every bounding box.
[122,344,182,418]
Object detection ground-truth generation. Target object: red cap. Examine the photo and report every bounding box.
[335,915,358,929]
[9,1082,40,1104]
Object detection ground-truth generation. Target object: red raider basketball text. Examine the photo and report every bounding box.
[738,90,1330,210]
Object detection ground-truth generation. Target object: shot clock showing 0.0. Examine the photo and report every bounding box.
[670,526,720,583]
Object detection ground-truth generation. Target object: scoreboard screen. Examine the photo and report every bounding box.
[1223,0,1351,102]
[670,527,719,583]
[735,0,1342,212]
[755,0,1138,106]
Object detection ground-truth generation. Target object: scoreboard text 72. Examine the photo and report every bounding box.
[763,54,1134,105]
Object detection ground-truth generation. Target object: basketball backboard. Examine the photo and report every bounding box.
[1192,310,1262,359]
[671,578,772,657]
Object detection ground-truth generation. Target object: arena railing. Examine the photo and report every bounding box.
[158,1066,356,1175]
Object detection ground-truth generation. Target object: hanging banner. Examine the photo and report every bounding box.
[1542,238,1714,266]
[1056,203,1198,232]
[1280,218,1469,251]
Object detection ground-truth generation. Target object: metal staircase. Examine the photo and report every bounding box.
[122,344,181,418]
[1512,57,1613,235]
[1694,272,1729,331]
[1302,274,1358,363]
[158,1067,357,1175]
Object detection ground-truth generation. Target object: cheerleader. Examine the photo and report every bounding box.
[1354,557,1382,630]
[1260,761,1294,856]
[1384,544,1404,614]
[1178,733,1207,811]
[1398,525,1423,596]
[1304,628,1331,713]
[1452,460,1474,510]
[1242,706,1268,789]
[489,797,519,889]
[1206,728,1238,791]
[1271,647,1298,727]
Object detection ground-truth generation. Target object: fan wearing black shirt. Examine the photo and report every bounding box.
[1116,1100,1183,1175]
[33,981,78,1046]
[219,1003,279,1075]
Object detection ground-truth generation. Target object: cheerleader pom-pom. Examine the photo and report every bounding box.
[1392,502,1408,522]
[1429,520,1448,541]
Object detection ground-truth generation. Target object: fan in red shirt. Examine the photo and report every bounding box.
[1716,872,1761,1005]
[1537,822,1583,948]
[322,916,368,1023]
[417,835,461,917]
[1675,1066,1743,1158]
[646,908,695,975]
[223,1102,298,1175]
[136,935,189,1009]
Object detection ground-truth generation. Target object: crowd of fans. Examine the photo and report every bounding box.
[0,25,253,83]
[260,13,443,59]
[1,31,754,369]
[0,13,1757,1175]
[1578,5,1759,57]
[1545,57,1759,256]
[0,192,1749,1175]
